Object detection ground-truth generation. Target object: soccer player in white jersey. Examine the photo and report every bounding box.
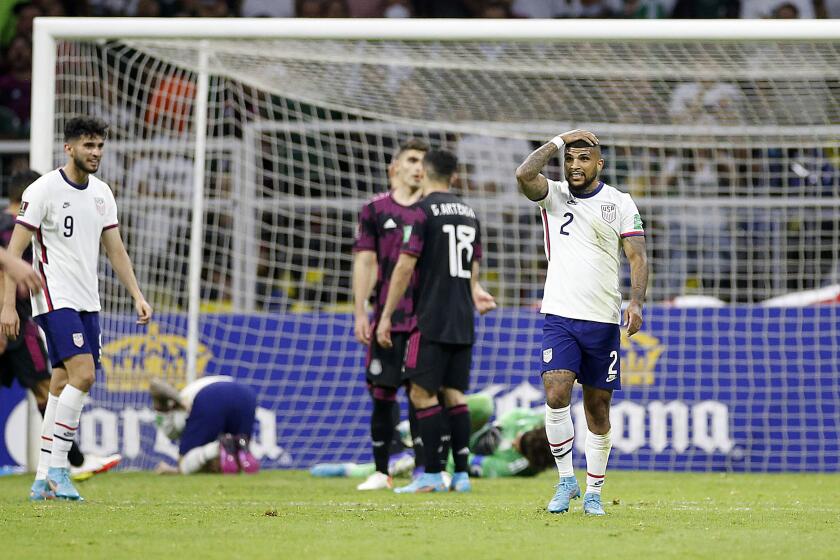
[515,130,648,516]
[0,116,152,501]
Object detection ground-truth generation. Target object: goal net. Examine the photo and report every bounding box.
[33,19,839,472]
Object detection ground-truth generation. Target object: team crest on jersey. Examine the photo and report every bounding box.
[95,197,106,216]
[72,333,84,348]
[543,348,553,363]
[601,204,616,223]
[17,201,28,216]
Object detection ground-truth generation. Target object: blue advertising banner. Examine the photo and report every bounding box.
[2,307,838,472]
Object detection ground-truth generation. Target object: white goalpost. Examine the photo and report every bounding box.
[30,17,840,472]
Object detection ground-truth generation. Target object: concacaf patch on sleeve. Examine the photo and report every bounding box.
[633,214,643,230]
[17,201,28,216]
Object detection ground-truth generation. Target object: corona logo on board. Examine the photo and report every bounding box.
[100,322,212,392]
[619,330,663,385]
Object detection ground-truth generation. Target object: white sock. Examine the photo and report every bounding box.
[180,441,220,474]
[35,393,60,480]
[585,429,612,495]
[50,385,86,469]
[545,404,575,478]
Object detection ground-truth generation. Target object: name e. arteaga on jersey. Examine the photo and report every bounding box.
[430,202,476,218]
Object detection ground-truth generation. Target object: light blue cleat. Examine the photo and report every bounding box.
[309,463,350,477]
[29,479,55,501]
[547,476,580,513]
[583,493,606,516]
[449,472,471,492]
[47,467,83,501]
[394,472,447,494]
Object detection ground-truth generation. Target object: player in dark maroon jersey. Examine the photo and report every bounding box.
[351,139,428,490]
[376,149,496,494]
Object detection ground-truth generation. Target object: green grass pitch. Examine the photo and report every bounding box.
[2,470,838,559]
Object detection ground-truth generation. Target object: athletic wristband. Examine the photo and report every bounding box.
[549,135,564,151]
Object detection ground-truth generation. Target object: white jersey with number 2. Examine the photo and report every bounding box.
[16,169,118,317]
[536,179,644,325]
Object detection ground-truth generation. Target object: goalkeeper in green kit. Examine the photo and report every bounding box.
[311,393,554,479]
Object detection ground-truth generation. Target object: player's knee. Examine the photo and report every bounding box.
[409,384,437,408]
[543,375,573,408]
[441,387,466,408]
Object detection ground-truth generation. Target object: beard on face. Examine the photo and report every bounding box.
[567,170,597,193]
[74,152,99,174]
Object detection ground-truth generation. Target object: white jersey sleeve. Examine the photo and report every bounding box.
[17,180,49,230]
[103,184,119,229]
[619,192,644,238]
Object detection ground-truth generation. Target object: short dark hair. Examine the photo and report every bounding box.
[518,426,554,474]
[8,170,40,203]
[396,138,429,156]
[423,149,458,182]
[565,139,601,154]
[64,116,109,142]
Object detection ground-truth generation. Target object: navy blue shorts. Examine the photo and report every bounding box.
[541,314,621,391]
[179,381,257,456]
[33,308,101,369]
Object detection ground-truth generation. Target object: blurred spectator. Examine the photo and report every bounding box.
[383,0,411,16]
[3,2,41,44]
[412,0,473,17]
[240,0,294,16]
[740,0,814,17]
[620,0,676,17]
[136,0,160,16]
[87,0,138,16]
[0,34,32,138]
[815,0,840,17]
[511,0,568,17]
[345,0,385,16]
[145,73,196,137]
[296,0,323,16]
[567,0,619,17]
[477,0,512,17]
[195,0,231,16]
[671,0,739,17]
[323,0,349,16]
[668,80,744,125]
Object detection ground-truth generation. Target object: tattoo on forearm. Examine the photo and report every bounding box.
[518,142,557,181]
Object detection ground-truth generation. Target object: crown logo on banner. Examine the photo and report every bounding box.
[100,322,212,392]
[620,330,664,385]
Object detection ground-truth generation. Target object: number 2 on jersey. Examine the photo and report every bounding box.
[559,212,574,236]
[442,224,475,278]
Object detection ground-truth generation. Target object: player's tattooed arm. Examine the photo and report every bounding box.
[622,235,649,337]
[515,143,554,201]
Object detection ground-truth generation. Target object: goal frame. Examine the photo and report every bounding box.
[30,17,840,384]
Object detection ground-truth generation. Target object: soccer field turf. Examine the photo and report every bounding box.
[1,470,838,559]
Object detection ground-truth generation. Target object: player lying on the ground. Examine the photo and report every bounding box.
[310,393,553,480]
[0,170,120,483]
[150,375,259,475]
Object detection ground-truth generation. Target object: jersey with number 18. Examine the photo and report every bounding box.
[536,179,644,325]
[16,169,118,316]
[402,191,482,345]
